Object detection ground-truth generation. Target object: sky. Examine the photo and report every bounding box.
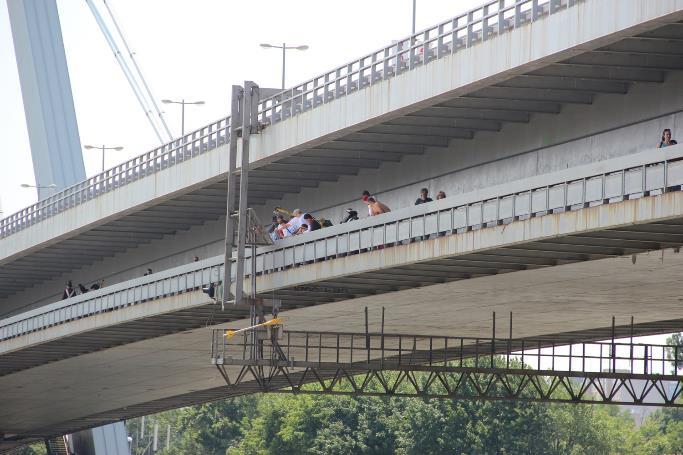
[0,0,484,217]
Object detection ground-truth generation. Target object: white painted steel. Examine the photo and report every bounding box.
[0,0,579,240]
[2,144,681,342]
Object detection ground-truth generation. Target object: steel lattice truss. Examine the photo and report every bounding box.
[216,364,683,406]
[212,329,683,407]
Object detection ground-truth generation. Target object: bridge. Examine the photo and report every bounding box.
[2,0,683,450]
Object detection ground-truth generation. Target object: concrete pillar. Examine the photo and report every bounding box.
[7,0,86,200]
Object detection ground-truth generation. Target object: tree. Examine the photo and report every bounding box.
[666,333,683,373]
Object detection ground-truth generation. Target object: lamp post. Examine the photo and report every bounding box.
[412,0,417,34]
[259,43,309,90]
[161,99,205,138]
[20,183,57,189]
[84,145,124,172]
[20,183,57,199]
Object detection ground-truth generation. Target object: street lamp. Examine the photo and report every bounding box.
[20,183,57,189]
[161,99,205,138]
[259,43,309,90]
[84,145,124,172]
[412,0,417,34]
[20,183,57,200]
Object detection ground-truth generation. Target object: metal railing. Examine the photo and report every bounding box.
[248,146,683,275]
[211,329,683,406]
[0,257,225,341]
[0,117,230,239]
[257,0,577,124]
[0,0,578,241]
[212,329,682,378]
[2,146,683,342]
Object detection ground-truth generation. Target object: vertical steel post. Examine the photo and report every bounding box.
[281,44,286,90]
[222,85,243,307]
[630,316,634,374]
[612,316,617,373]
[365,306,370,363]
[181,99,185,138]
[491,311,496,368]
[235,81,259,304]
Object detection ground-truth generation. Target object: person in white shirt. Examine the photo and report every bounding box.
[277,209,305,237]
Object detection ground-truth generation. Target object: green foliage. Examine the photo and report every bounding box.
[124,365,683,455]
[666,333,683,373]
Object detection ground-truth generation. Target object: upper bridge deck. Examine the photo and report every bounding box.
[1,0,682,304]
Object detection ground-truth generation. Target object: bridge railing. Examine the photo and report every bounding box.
[257,0,577,124]
[250,145,683,275]
[212,329,681,378]
[0,257,224,342]
[0,117,230,239]
[0,0,579,241]
[2,145,681,343]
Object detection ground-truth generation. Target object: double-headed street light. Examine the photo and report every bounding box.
[161,99,205,138]
[84,144,124,172]
[21,183,57,199]
[259,43,309,90]
[20,183,57,189]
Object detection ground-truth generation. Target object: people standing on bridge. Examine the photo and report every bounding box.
[144,268,152,276]
[277,209,305,237]
[341,208,359,223]
[62,281,75,300]
[366,197,391,216]
[78,283,89,294]
[361,190,375,216]
[303,213,321,231]
[659,128,678,148]
[436,191,446,200]
[415,188,433,205]
[273,215,289,240]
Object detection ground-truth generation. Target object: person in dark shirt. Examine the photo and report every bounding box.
[62,281,75,300]
[341,208,359,223]
[415,188,433,205]
[659,128,678,148]
[78,283,89,294]
[303,213,321,231]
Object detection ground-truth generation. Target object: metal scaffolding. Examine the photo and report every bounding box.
[211,328,683,407]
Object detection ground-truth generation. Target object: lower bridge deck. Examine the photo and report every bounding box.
[4,148,683,446]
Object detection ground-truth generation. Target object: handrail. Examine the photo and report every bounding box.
[0,0,578,241]
[212,329,682,377]
[0,116,230,239]
[1,144,681,342]
[256,0,576,124]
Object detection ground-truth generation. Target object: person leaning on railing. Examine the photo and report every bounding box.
[62,280,75,300]
[365,197,391,216]
[414,188,433,205]
[659,128,678,148]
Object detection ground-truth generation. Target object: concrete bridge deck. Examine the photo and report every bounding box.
[3,0,683,450]
[4,147,683,446]
[1,0,682,302]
